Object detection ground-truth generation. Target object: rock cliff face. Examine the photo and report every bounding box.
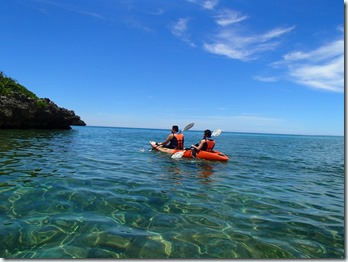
[0,92,86,129]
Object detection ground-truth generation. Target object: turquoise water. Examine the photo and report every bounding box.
[0,126,344,258]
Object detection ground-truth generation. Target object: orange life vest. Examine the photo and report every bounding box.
[170,133,184,149]
[202,138,215,152]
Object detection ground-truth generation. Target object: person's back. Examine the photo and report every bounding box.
[190,129,215,157]
[157,125,184,149]
[201,137,215,152]
[171,132,184,149]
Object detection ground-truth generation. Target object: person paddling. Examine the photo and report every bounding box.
[156,125,184,149]
[190,129,215,157]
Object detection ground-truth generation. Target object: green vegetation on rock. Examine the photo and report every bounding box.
[0,71,86,129]
[0,71,47,109]
[0,71,37,98]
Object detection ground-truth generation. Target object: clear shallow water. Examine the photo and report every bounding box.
[0,126,344,258]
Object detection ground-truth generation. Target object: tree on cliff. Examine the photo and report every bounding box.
[0,71,86,129]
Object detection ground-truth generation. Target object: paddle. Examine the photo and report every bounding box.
[150,123,194,151]
[181,122,194,133]
[171,129,222,159]
[212,129,222,137]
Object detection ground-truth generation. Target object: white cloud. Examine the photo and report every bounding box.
[204,26,295,61]
[35,0,105,20]
[189,114,284,133]
[204,41,251,61]
[288,56,343,92]
[260,26,295,41]
[202,0,219,10]
[72,9,104,20]
[234,114,283,122]
[253,75,279,83]
[278,38,344,92]
[215,9,248,26]
[173,4,294,61]
[147,9,165,16]
[187,0,219,10]
[283,39,343,62]
[171,18,188,37]
[190,113,283,123]
[171,18,196,47]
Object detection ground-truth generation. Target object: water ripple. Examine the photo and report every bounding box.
[0,127,344,258]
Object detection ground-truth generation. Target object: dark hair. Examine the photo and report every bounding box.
[172,125,179,132]
[204,129,212,138]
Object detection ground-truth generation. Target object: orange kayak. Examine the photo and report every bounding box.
[150,141,229,161]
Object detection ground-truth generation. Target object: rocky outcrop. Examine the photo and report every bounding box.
[0,92,86,129]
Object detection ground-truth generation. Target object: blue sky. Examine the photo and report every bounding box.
[1,0,344,135]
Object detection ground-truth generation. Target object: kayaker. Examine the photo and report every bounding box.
[156,125,184,149]
[190,129,215,157]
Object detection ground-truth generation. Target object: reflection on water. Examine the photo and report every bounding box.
[195,161,214,182]
[159,159,216,186]
[0,127,344,258]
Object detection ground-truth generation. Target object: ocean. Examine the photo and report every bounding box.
[0,126,344,258]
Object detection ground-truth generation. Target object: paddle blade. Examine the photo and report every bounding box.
[182,123,194,132]
[212,129,222,137]
[171,151,185,159]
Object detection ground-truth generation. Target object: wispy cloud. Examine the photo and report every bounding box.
[202,0,219,10]
[283,39,343,62]
[72,9,104,20]
[170,3,343,93]
[234,114,283,123]
[253,75,279,83]
[204,26,295,61]
[215,9,248,26]
[146,9,165,16]
[171,18,196,47]
[187,0,219,10]
[33,0,105,20]
[187,113,283,123]
[276,36,344,92]
[171,18,188,36]
[188,113,284,133]
[171,4,294,61]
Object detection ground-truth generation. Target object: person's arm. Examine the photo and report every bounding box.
[158,134,173,146]
[191,139,205,150]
